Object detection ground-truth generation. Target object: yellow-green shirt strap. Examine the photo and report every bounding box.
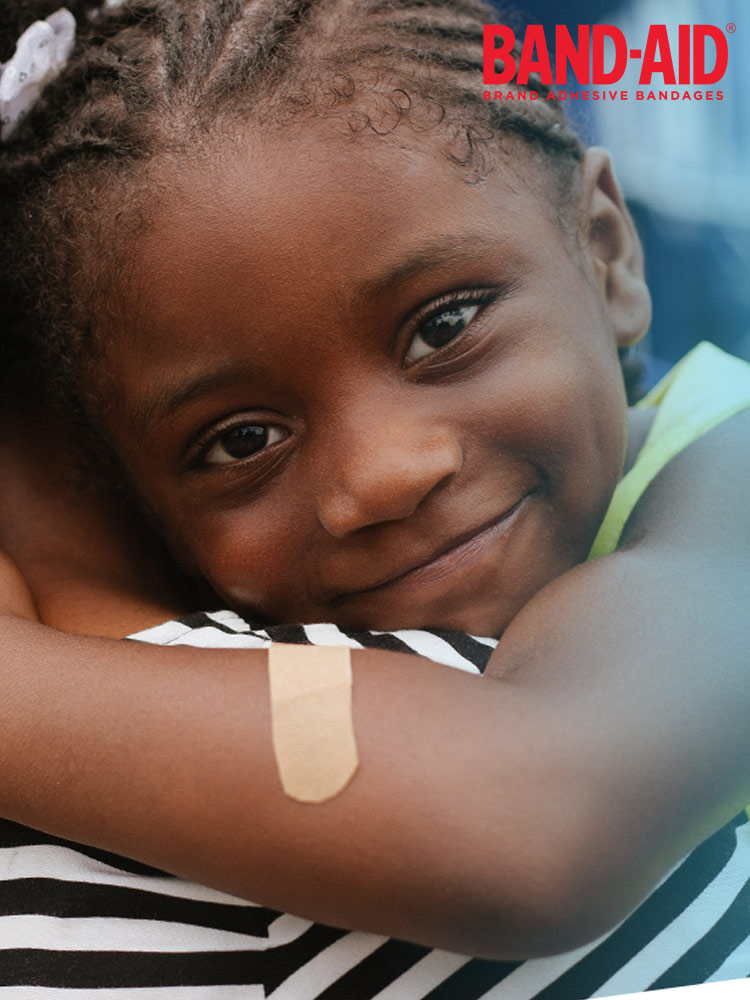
[590,343,750,559]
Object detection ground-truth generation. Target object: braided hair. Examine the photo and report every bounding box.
[0,0,587,411]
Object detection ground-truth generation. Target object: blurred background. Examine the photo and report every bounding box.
[491,0,749,388]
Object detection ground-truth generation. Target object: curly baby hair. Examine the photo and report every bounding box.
[0,0,593,410]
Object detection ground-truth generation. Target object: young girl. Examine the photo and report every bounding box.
[0,0,749,995]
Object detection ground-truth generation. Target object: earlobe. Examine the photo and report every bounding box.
[581,148,651,348]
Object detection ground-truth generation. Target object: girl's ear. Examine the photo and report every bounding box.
[580,147,651,348]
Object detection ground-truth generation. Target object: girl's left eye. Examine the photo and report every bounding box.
[405,303,481,363]
[202,424,287,465]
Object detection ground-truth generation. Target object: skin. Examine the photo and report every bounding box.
[102,127,642,637]
[0,129,747,960]
[0,390,187,635]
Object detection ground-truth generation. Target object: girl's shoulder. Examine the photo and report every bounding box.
[592,343,750,559]
[0,395,187,636]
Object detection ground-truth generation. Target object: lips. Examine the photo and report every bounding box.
[333,493,532,603]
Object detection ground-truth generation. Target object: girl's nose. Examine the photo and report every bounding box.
[314,402,463,538]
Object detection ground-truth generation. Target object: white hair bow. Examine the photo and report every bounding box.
[0,8,76,141]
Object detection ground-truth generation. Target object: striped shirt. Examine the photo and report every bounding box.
[1,611,748,996]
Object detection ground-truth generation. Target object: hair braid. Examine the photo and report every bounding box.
[1,0,586,409]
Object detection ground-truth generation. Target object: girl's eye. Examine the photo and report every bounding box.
[405,303,480,362]
[202,424,287,466]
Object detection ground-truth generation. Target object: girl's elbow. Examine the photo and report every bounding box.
[450,830,638,960]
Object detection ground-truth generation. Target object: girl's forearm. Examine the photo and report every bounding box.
[1,613,579,958]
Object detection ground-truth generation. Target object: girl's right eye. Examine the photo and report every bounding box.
[202,424,287,466]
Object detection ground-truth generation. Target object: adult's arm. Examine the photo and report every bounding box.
[0,413,748,959]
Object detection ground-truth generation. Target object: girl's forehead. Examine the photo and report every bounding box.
[137,123,569,298]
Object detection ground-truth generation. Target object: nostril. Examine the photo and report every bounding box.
[432,469,460,498]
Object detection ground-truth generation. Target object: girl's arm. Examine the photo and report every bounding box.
[0,412,748,960]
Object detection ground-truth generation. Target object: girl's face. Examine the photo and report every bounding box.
[102,125,631,636]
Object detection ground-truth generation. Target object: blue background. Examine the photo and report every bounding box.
[490,0,749,385]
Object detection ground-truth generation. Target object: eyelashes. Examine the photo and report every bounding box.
[187,419,289,470]
[404,287,499,366]
[406,301,481,362]
[202,423,288,466]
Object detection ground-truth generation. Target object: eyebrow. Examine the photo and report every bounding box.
[130,361,264,439]
[355,234,503,304]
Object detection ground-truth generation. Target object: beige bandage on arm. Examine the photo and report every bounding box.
[268,643,359,803]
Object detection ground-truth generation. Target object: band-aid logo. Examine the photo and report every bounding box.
[268,644,359,803]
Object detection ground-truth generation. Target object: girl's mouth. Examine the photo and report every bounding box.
[336,492,534,602]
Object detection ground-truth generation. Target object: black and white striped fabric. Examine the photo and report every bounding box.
[1,610,748,996]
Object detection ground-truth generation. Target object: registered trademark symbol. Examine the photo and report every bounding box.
[726,22,736,33]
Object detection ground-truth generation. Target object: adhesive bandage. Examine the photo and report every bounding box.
[268,643,359,803]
